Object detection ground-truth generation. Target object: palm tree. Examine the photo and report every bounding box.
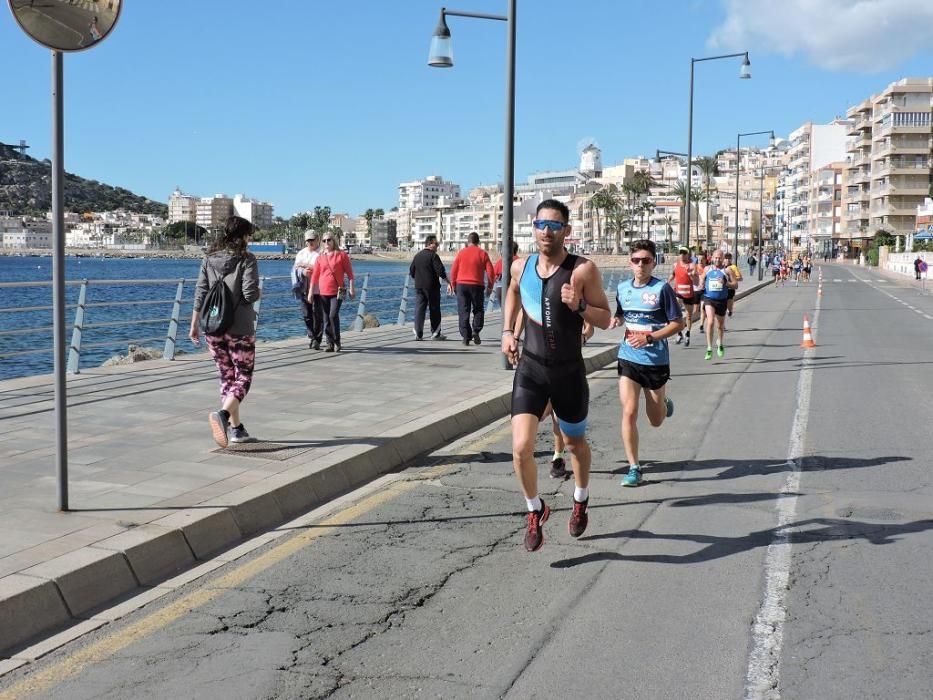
[589,186,620,252]
[669,180,690,248]
[695,156,719,250]
[691,189,703,251]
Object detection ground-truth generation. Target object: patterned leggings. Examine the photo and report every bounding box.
[206,333,256,403]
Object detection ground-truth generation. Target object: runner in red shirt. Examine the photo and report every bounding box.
[668,246,700,346]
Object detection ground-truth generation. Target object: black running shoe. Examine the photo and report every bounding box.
[549,456,570,480]
[524,501,550,552]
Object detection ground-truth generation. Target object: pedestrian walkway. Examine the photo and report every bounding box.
[0,310,624,654]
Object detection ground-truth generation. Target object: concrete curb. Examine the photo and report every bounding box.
[0,278,772,658]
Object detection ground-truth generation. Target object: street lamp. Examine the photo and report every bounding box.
[734,130,774,256]
[685,51,750,250]
[429,3,516,369]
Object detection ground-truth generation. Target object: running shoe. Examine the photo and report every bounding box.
[549,456,570,480]
[621,466,643,487]
[568,498,589,538]
[208,410,230,448]
[675,331,683,345]
[230,424,257,444]
[312,340,321,350]
[325,344,335,352]
[431,332,447,341]
[334,343,341,352]
[413,329,423,341]
[717,344,724,358]
[473,332,482,345]
[665,397,674,418]
[462,338,471,346]
[705,349,713,361]
[524,500,550,552]
[684,332,691,347]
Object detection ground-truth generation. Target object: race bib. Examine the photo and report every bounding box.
[624,323,653,345]
[708,279,724,292]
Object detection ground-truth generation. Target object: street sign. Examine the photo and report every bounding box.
[8,0,122,52]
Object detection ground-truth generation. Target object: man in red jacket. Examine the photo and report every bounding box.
[450,232,495,346]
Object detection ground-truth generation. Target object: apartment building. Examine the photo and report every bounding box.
[168,188,197,224]
[233,194,274,230]
[0,216,52,248]
[859,78,932,238]
[398,175,461,210]
[196,194,234,231]
[781,119,850,253]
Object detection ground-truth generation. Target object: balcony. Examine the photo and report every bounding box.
[879,122,931,136]
[891,140,932,154]
[847,134,872,150]
[872,202,920,217]
[876,159,930,177]
[850,170,871,184]
[847,153,871,168]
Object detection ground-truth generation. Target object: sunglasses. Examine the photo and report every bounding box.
[323,238,334,242]
[532,219,565,232]
[630,257,654,265]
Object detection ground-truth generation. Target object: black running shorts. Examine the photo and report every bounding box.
[677,293,699,306]
[617,359,670,390]
[727,288,736,300]
[703,297,728,317]
[511,353,588,427]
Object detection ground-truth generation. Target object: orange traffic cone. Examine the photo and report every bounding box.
[800,315,816,348]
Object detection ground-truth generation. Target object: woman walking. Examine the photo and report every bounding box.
[189,215,262,447]
[311,233,355,351]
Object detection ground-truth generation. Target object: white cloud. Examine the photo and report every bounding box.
[708,0,933,73]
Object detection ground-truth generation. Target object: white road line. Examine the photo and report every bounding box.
[833,279,842,282]
[744,295,818,699]
[925,315,933,320]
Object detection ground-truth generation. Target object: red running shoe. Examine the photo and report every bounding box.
[524,500,550,552]
[568,498,589,538]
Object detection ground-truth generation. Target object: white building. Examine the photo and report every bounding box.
[0,216,52,248]
[168,188,198,224]
[398,175,461,210]
[233,194,274,230]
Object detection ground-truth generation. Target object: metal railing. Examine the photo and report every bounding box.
[0,260,754,379]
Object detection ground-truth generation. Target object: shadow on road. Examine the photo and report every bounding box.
[550,517,933,569]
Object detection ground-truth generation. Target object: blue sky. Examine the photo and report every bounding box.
[3,0,932,217]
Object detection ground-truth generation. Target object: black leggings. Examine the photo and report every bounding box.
[321,295,343,345]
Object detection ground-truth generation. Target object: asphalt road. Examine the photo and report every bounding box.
[2,263,931,699]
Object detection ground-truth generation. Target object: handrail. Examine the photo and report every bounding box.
[0,266,640,379]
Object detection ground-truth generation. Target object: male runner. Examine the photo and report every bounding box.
[668,245,700,346]
[724,252,742,317]
[611,239,683,487]
[501,199,611,552]
[700,249,737,360]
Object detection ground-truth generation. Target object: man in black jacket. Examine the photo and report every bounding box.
[409,235,451,340]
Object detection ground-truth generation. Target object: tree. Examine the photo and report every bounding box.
[669,180,690,248]
[663,215,675,253]
[589,186,620,252]
[695,156,719,248]
[162,220,207,245]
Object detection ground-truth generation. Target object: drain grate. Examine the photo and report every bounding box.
[215,440,316,461]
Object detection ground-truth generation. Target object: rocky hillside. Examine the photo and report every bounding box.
[0,142,167,217]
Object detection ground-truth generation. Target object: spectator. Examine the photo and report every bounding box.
[293,230,323,350]
[190,215,262,447]
[311,233,355,352]
[493,241,520,307]
[450,232,495,346]
[409,234,450,340]
[915,255,923,280]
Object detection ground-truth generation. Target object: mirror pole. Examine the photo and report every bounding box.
[52,49,69,511]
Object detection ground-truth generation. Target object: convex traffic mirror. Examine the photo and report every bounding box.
[8,0,122,52]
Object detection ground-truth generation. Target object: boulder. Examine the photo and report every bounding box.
[361,313,380,329]
[100,344,162,367]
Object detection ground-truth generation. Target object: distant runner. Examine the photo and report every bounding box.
[700,249,737,360]
[724,252,742,317]
[668,245,700,346]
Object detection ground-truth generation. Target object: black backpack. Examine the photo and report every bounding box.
[199,260,242,337]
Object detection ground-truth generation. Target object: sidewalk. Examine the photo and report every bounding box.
[0,276,772,657]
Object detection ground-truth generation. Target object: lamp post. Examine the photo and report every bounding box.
[734,130,774,256]
[685,51,750,250]
[757,164,766,280]
[430,3,515,369]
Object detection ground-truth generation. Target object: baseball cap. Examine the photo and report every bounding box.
[304,229,319,241]
[678,245,690,254]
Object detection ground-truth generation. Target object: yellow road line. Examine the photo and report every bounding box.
[2,424,516,698]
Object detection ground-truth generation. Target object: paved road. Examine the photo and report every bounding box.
[1,264,931,699]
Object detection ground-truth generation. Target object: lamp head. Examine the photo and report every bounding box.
[428,9,453,67]
[739,53,751,79]
[768,131,775,147]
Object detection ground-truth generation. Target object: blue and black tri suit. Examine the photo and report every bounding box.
[702,266,729,316]
[512,253,588,437]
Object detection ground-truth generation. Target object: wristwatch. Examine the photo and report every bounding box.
[576,298,587,314]
[645,333,655,345]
